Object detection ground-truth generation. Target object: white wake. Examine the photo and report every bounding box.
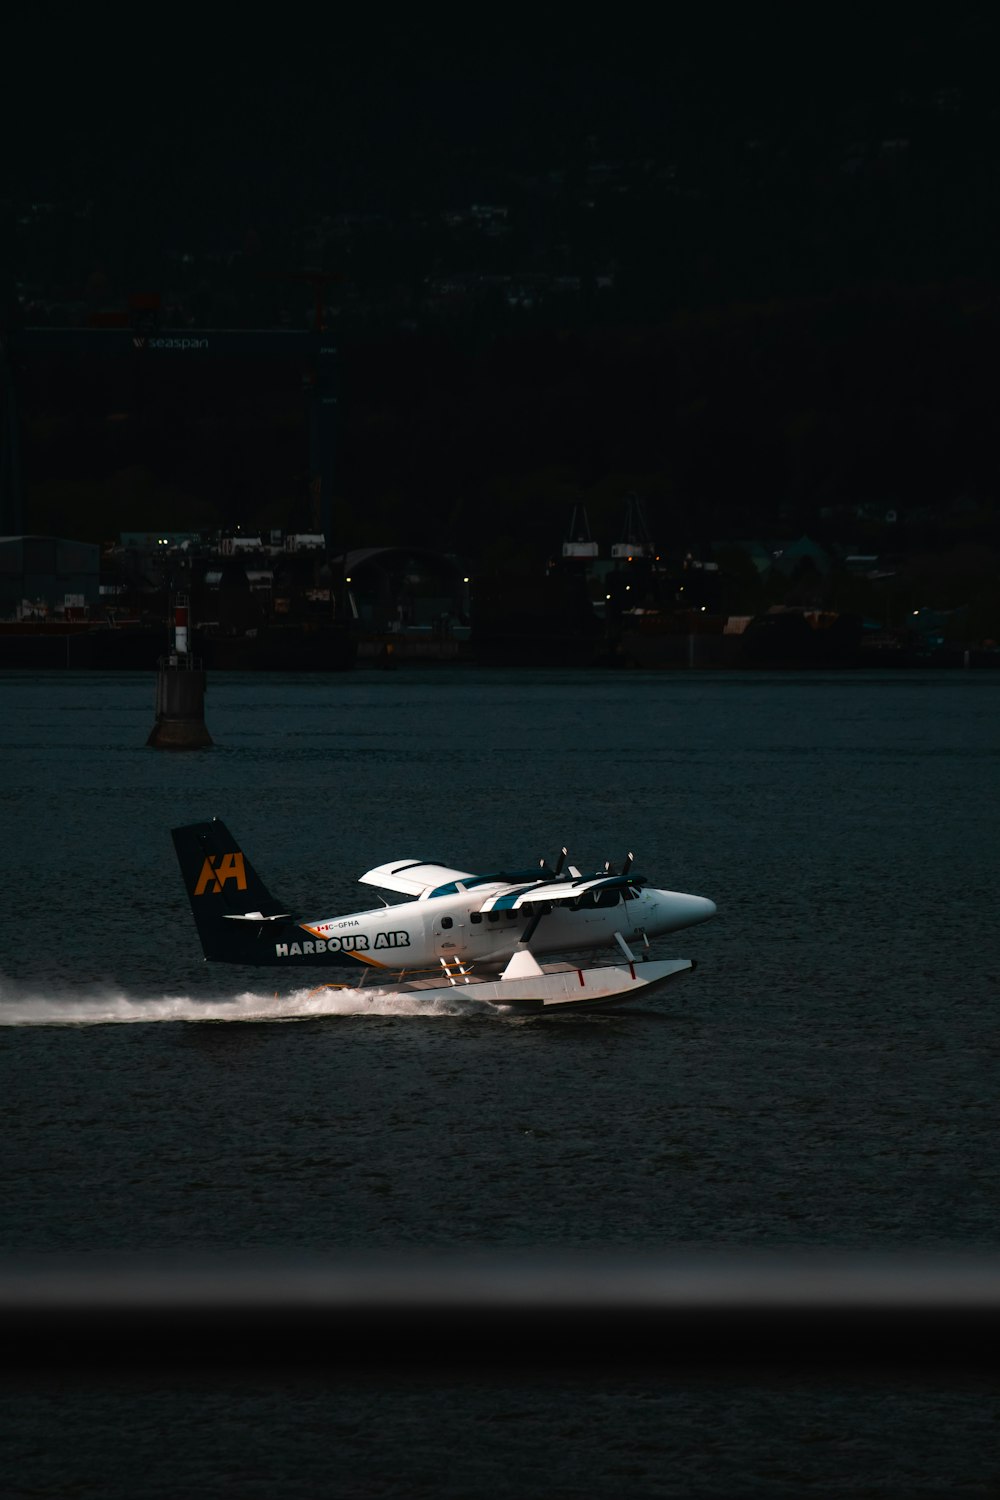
[0,983,492,1026]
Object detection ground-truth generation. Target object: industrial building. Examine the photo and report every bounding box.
[0,535,100,619]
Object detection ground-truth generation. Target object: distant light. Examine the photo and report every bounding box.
[701,606,706,611]
[605,594,611,600]
[463,576,470,583]
[345,576,352,583]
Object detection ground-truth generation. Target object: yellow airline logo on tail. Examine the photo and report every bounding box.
[194,852,248,895]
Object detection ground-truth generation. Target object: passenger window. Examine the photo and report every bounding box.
[596,888,621,908]
[488,912,499,923]
[470,912,483,924]
[441,917,453,929]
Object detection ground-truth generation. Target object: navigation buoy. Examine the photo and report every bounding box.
[147,602,212,749]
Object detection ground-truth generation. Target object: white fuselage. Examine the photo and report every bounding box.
[292,884,716,972]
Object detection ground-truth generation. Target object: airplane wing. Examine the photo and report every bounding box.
[477,875,638,912]
[357,860,479,898]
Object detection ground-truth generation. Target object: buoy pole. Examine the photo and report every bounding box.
[147,597,212,749]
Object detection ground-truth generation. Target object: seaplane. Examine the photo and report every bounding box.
[171,819,716,1013]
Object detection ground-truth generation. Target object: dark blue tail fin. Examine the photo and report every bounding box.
[171,820,370,970]
[171,819,296,964]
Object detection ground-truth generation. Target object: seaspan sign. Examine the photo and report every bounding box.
[133,336,209,351]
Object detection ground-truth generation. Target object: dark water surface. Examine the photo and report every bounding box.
[2,668,998,1496]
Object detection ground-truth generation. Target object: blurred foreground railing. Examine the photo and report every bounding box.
[3,1250,998,1376]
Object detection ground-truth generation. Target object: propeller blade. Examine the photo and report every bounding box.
[538,848,569,881]
[622,852,634,877]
